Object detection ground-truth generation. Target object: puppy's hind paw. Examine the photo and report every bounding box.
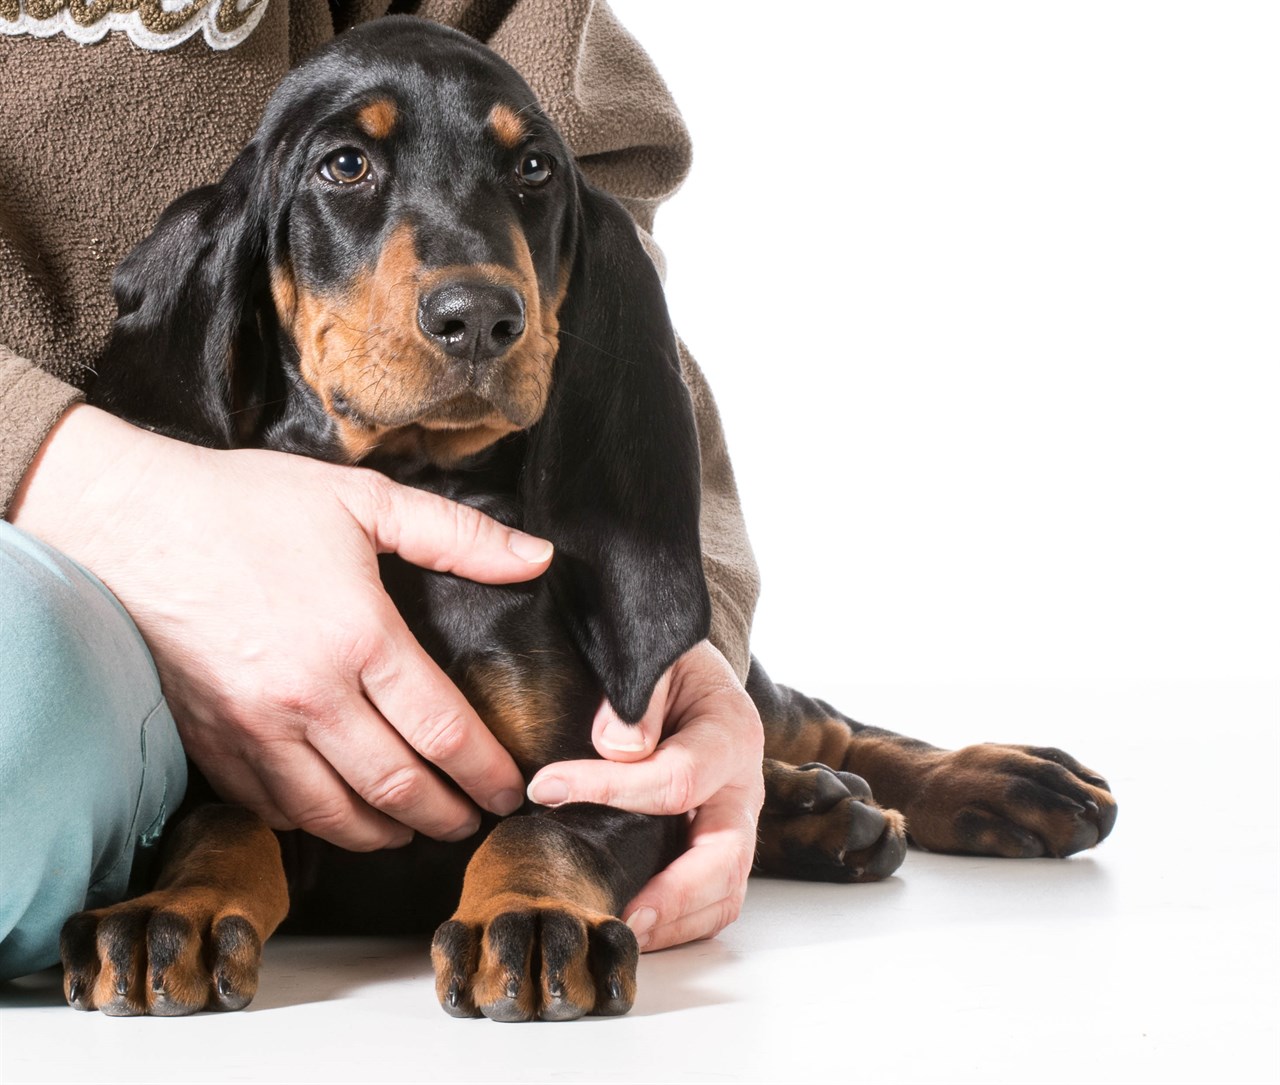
[754,759,908,882]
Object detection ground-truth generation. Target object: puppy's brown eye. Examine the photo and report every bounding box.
[516,152,553,187]
[320,148,370,185]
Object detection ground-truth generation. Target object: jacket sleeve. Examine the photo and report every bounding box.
[435,0,762,677]
[0,346,84,518]
[675,340,761,681]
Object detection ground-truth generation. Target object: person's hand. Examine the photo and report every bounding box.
[9,405,553,850]
[526,641,765,951]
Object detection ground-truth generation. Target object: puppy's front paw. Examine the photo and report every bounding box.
[755,759,908,882]
[60,891,263,1016]
[907,744,1117,858]
[432,899,637,1022]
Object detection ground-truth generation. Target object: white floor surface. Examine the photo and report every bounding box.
[3,682,1276,1085]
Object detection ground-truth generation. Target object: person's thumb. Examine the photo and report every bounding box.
[591,692,665,764]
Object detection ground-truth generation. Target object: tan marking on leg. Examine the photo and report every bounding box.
[762,713,855,772]
[454,827,614,922]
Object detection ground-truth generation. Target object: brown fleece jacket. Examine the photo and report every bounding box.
[0,0,759,677]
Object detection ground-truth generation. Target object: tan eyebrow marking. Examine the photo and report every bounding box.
[488,103,527,148]
[356,98,397,140]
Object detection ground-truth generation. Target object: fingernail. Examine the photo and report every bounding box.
[491,789,523,816]
[599,713,647,754]
[626,907,657,950]
[508,531,553,563]
[527,777,569,806]
[442,819,481,843]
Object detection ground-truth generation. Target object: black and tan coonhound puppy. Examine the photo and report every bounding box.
[64,17,1116,1021]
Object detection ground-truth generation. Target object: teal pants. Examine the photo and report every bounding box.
[0,521,186,980]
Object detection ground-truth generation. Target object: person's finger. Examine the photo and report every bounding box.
[340,471,553,583]
[590,672,671,764]
[191,748,293,833]
[249,732,411,851]
[359,613,525,817]
[622,847,740,949]
[621,797,757,951]
[305,696,482,842]
[634,898,744,953]
[528,716,741,813]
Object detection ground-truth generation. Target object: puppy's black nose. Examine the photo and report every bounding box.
[418,282,526,362]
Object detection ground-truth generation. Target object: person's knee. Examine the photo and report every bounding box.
[0,523,186,979]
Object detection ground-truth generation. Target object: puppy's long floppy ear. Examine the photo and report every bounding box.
[522,185,712,723]
[90,147,267,449]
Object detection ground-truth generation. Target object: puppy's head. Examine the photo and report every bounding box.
[100,19,576,466]
[262,25,577,464]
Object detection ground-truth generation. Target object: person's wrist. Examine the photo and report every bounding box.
[10,405,127,540]
[7,404,190,586]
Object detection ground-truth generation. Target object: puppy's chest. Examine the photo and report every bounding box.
[378,551,602,778]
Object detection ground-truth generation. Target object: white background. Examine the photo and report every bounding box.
[3,4,1277,1083]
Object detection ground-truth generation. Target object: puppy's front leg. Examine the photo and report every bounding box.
[431,806,681,1022]
[60,805,288,1016]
